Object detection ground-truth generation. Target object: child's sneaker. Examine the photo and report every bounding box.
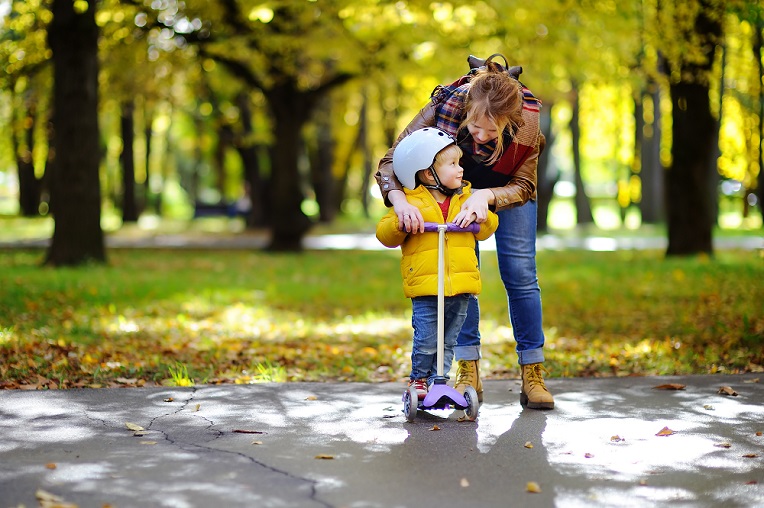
[409,378,429,400]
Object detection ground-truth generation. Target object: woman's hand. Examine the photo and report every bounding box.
[453,189,492,227]
[389,190,425,233]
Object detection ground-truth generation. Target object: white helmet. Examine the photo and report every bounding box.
[392,128,455,189]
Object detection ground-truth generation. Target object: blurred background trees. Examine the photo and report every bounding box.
[0,0,762,263]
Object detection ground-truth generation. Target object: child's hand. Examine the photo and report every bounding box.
[455,190,490,227]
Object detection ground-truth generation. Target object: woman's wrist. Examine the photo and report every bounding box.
[477,188,496,206]
[388,189,407,207]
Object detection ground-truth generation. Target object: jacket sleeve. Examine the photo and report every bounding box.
[490,132,545,212]
[376,210,408,248]
[475,210,499,241]
[375,102,437,207]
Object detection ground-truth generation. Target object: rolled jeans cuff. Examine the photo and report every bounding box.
[517,347,545,366]
[454,345,481,362]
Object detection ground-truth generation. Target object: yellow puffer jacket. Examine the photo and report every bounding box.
[376,183,498,298]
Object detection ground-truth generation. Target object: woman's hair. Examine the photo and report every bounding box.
[462,61,524,164]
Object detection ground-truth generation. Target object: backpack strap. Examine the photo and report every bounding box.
[468,54,523,80]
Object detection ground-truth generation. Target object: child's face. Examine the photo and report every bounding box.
[433,150,463,190]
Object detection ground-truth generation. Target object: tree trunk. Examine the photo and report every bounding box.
[309,99,337,223]
[266,86,313,251]
[358,93,373,219]
[15,93,42,217]
[756,14,764,223]
[665,4,721,257]
[666,81,716,255]
[45,0,105,266]
[570,82,594,225]
[143,103,155,214]
[639,82,665,223]
[121,99,138,223]
[214,123,234,200]
[536,101,557,232]
[234,93,266,228]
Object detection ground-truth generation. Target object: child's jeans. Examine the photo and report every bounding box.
[410,294,470,384]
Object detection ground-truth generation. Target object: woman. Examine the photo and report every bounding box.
[375,54,553,410]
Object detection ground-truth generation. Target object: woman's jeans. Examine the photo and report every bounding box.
[410,294,470,383]
[454,200,545,366]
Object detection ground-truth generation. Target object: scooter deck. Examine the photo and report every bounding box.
[419,383,469,410]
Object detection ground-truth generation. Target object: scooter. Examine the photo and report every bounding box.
[403,222,481,422]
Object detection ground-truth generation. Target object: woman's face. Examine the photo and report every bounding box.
[467,115,499,145]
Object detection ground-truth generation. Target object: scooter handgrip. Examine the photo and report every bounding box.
[422,222,480,233]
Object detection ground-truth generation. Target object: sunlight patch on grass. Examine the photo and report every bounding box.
[1,249,762,389]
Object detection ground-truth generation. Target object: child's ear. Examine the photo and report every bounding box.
[422,169,436,183]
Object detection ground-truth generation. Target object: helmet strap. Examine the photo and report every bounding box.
[423,165,457,196]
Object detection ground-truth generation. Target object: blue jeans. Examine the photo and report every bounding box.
[410,294,470,383]
[454,200,546,366]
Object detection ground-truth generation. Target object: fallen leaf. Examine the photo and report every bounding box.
[584,452,594,458]
[430,425,440,431]
[610,435,625,442]
[745,480,758,485]
[524,441,534,449]
[194,403,201,411]
[653,383,686,390]
[133,431,147,437]
[718,386,738,396]
[251,440,263,445]
[742,454,758,458]
[460,478,470,488]
[140,441,157,445]
[125,422,144,432]
[35,489,78,508]
[233,429,266,434]
[638,479,648,486]
[656,426,676,436]
[703,405,715,410]
[743,378,759,384]
[163,397,174,402]
[45,463,57,469]
[756,432,762,437]
[714,442,732,448]
[306,395,318,401]
[314,454,334,460]
[526,481,542,493]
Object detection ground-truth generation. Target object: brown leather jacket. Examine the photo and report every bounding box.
[375,99,545,212]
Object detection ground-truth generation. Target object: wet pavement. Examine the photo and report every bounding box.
[1,375,762,508]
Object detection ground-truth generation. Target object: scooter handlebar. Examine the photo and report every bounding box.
[422,222,480,233]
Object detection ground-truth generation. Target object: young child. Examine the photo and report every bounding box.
[376,127,498,399]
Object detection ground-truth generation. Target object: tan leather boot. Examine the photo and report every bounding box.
[521,363,554,409]
[454,360,483,402]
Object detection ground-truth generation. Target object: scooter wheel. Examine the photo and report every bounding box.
[403,386,418,422]
[463,386,479,421]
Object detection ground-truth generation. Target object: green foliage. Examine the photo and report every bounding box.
[0,248,761,389]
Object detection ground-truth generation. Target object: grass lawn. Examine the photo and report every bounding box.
[0,247,762,389]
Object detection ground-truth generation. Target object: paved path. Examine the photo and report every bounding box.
[1,232,762,251]
[1,375,762,507]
